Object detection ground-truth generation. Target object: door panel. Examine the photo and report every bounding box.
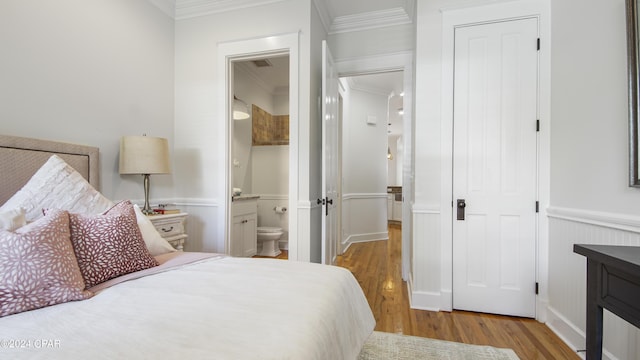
[321,40,339,265]
[453,18,538,317]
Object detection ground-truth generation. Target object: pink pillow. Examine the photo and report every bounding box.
[65,200,159,288]
[0,209,93,317]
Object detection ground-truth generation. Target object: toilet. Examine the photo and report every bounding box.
[256,227,283,257]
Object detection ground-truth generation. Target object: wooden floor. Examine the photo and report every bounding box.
[335,223,580,360]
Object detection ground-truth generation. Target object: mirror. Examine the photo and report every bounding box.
[627,0,640,186]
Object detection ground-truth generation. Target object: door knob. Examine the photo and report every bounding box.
[457,199,466,221]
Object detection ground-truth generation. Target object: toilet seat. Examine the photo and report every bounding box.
[257,226,283,233]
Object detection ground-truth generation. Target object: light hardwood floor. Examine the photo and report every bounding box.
[335,223,581,360]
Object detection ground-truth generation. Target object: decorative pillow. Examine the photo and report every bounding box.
[64,200,159,288]
[0,155,113,222]
[0,207,26,231]
[133,204,176,256]
[0,209,93,317]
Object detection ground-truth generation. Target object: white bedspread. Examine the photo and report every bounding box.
[0,255,375,359]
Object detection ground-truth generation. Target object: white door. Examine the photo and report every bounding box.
[453,18,538,317]
[321,40,339,265]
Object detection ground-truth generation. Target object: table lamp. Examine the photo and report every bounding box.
[119,135,171,215]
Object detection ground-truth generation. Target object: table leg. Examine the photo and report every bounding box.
[586,259,603,360]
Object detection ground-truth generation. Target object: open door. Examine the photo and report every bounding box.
[321,40,339,265]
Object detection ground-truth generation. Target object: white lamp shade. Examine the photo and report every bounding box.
[233,98,250,120]
[119,136,171,175]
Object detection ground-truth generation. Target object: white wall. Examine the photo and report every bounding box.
[341,82,389,248]
[0,0,175,202]
[547,0,640,358]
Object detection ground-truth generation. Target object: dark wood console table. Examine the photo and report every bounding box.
[573,244,640,360]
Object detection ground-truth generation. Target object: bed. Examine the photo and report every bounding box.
[0,134,375,359]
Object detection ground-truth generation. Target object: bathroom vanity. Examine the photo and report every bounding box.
[231,195,259,257]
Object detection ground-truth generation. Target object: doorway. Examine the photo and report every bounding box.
[217,33,300,261]
[338,71,404,258]
[230,56,290,258]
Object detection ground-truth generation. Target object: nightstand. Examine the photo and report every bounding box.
[147,213,188,251]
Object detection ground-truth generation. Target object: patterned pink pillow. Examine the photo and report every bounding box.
[0,209,93,317]
[65,200,158,288]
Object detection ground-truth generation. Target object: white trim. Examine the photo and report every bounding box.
[407,273,445,312]
[217,32,300,261]
[546,305,616,359]
[412,204,440,214]
[342,232,388,248]
[329,8,412,35]
[335,51,412,76]
[154,197,219,207]
[546,306,586,358]
[342,192,389,200]
[440,0,551,319]
[547,206,640,234]
[175,0,286,20]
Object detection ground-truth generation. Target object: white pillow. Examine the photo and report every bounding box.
[133,204,176,256]
[0,155,114,222]
[0,207,26,231]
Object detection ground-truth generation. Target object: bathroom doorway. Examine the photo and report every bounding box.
[229,55,291,258]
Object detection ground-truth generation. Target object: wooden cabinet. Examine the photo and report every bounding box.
[148,213,188,251]
[232,198,258,257]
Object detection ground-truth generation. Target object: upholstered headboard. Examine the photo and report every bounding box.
[0,135,99,206]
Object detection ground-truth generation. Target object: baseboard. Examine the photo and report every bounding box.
[545,306,619,360]
[545,306,585,357]
[406,274,443,312]
[342,231,388,252]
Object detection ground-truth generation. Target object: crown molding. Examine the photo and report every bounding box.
[150,0,414,34]
[174,0,286,20]
[329,7,412,35]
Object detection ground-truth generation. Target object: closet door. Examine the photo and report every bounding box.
[452,17,538,317]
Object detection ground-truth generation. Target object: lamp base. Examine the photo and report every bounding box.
[141,174,156,215]
[141,206,156,215]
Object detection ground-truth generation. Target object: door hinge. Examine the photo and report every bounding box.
[535,201,539,213]
[535,282,539,295]
[536,119,540,132]
[537,38,540,51]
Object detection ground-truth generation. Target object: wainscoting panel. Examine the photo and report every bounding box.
[342,193,389,251]
[410,207,444,311]
[169,198,220,253]
[547,207,640,360]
